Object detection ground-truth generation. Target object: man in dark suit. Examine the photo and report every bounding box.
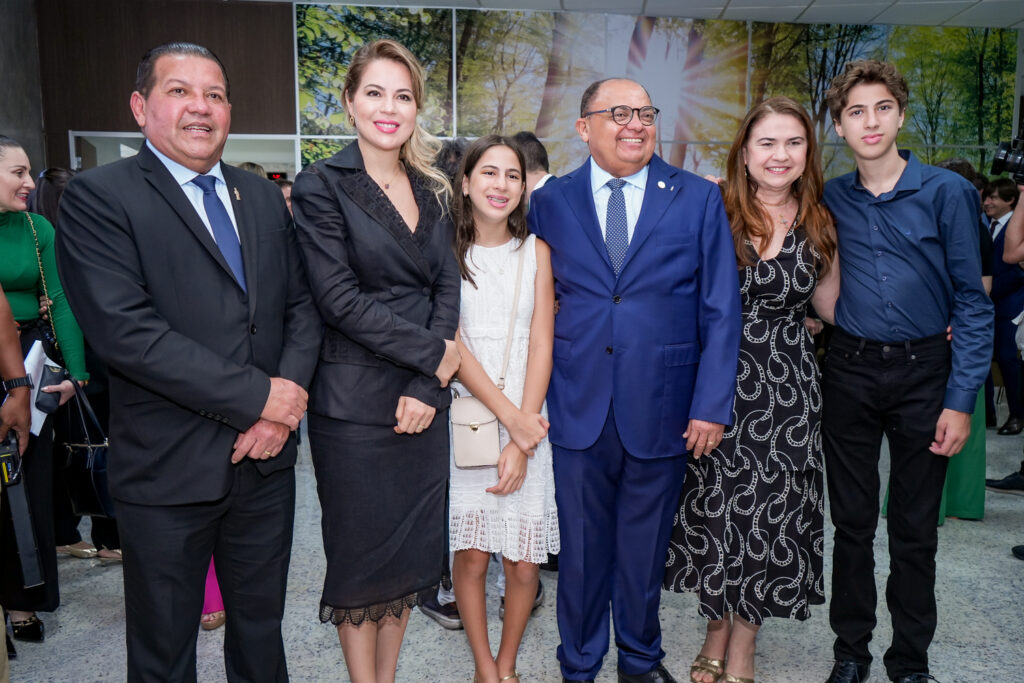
[529,78,741,683]
[55,42,321,682]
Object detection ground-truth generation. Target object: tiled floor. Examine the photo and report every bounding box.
[8,415,1024,682]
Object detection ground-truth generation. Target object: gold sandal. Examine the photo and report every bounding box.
[721,674,754,683]
[499,674,520,681]
[690,654,725,682]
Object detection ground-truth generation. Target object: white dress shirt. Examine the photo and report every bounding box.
[146,140,241,241]
[589,157,648,242]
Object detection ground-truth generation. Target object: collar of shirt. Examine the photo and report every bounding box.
[145,140,239,239]
[992,211,1013,240]
[846,149,919,200]
[589,157,648,241]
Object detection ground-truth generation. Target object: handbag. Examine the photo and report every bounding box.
[450,242,526,468]
[62,383,116,518]
[25,211,68,413]
[34,362,69,414]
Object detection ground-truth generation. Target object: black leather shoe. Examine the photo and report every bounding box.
[562,678,594,683]
[5,633,15,659]
[1012,545,1024,561]
[825,659,870,683]
[10,613,44,642]
[618,664,677,683]
[985,470,1024,492]
[891,674,939,682]
[998,417,1024,434]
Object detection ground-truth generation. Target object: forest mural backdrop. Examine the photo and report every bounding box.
[296,4,1018,179]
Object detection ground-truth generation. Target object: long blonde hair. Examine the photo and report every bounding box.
[723,96,836,273]
[342,39,451,206]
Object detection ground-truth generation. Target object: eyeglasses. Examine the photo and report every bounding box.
[582,105,660,126]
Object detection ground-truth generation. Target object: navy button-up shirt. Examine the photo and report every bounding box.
[824,150,993,413]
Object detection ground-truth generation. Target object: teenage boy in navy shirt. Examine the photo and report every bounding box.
[820,60,992,683]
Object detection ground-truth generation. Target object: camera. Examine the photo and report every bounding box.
[991,137,1024,184]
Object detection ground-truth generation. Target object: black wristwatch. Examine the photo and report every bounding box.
[2,376,33,392]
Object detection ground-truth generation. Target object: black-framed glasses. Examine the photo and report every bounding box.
[583,105,660,126]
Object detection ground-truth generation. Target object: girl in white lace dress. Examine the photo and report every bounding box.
[450,135,559,683]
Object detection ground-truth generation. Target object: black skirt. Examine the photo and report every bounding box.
[307,411,449,625]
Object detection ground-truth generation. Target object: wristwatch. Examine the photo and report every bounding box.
[2,376,33,392]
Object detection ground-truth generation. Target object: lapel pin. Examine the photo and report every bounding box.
[670,186,675,191]
[657,180,666,189]
[233,187,241,201]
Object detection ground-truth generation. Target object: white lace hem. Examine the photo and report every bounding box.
[449,509,561,564]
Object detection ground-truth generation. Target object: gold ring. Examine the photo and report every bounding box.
[263,450,272,455]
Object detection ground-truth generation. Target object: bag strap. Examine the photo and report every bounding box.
[496,239,527,391]
[24,212,60,353]
[68,382,108,447]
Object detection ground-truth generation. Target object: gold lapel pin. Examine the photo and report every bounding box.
[233,187,241,201]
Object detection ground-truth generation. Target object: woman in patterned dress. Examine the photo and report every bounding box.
[664,97,839,683]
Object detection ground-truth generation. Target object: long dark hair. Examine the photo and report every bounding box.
[723,96,836,273]
[452,135,528,287]
[28,167,77,223]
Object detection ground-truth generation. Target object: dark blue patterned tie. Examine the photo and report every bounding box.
[191,174,247,292]
[605,178,628,275]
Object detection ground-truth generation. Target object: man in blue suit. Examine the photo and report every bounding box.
[528,78,741,683]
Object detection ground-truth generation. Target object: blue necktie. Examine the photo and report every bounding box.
[191,175,247,292]
[605,178,628,276]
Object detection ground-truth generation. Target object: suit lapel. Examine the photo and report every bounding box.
[327,145,433,282]
[136,146,242,291]
[223,164,259,313]
[620,156,677,274]
[564,162,613,272]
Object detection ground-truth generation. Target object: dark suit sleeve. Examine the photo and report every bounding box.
[401,221,460,407]
[56,172,270,431]
[271,204,322,391]
[291,166,447,377]
[688,184,742,425]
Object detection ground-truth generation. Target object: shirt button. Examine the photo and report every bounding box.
[605,346,613,354]
[887,301,894,308]
[883,345,891,353]
[873,225,879,231]
[881,275,887,281]
[250,324,257,335]
[612,295,622,304]
[876,251,882,257]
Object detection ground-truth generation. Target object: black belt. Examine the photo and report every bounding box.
[831,327,948,359]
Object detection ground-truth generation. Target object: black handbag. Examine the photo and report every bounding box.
[34,362,68,414]
[63,383,116,518]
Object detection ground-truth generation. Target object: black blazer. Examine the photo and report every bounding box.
[292,142,459,425]
[55,144,322,505]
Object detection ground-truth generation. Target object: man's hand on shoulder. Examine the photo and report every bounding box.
[684,418,725,458]
[231,418,290,463]
[260,377,307,430]
[930,408,971,457]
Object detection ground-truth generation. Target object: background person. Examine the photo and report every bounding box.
[0,135,85,648]
[290,39,460,683]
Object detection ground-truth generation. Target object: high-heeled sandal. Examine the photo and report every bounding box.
[200,610,225,631]
[10,613,45,642]
[721,673,754,683]
[499,673,520,681]
[690,654,725,683]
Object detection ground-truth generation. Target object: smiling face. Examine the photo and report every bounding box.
[833,82,904,163]
[576,79,656,178]
[345,58,417,154]
[0,146,35,213]
[463,144,524,230]
[130,54,230,174]
[983,192,1014,220]
[742,113,808,198]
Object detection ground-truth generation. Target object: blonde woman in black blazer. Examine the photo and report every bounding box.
[291,40,460,683]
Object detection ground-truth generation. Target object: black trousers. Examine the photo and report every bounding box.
[115,461,295,683]
[821,328,950,679]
